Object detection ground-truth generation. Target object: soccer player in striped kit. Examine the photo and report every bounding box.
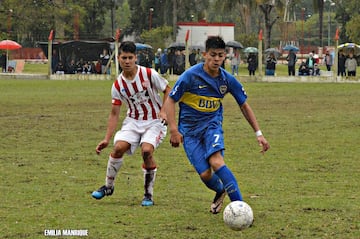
[92,41,171,206]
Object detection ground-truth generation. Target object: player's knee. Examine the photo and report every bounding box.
[142,151,156,169]
[200,169,212,181]
[112,144,125,158]
[141,143,154,161]
[142,151,152,161]
[111,151,123,159]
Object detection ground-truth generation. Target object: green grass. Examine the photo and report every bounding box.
[1,79,359,238]
[23,63,48,74]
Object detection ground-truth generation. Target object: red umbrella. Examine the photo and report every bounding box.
[0,40,22,72]
[0,40,22,50]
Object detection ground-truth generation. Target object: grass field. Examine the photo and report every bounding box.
[1,79,359,238]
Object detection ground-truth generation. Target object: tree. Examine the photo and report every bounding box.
[0,0,56,45]
[312,0,325,47]
[103,0,131,38]
[140,26,173,50]
[333,0,360,43]
[211,0,258,35]
[0,0,116,44]
[345,14,360,43]
[1,0,360,49]
[259,3,279,49]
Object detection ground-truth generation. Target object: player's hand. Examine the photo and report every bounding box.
[160,118,168,126]
[96,140,109,155]
[158,111,167,125]
[257,136,270,154]
[170,130,183,147]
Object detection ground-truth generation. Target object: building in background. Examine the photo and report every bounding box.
[176,20,235,49]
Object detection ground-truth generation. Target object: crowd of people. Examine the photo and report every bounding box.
[297,49,358,76]
[136,49,153,68]
[51,48,112,75]
[50,44,358,77]
[246,48,358,77]
[338,49,358,76]
[151,47,203,76]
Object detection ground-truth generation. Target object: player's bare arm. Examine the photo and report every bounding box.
[96,104,121,154]
[162,96,183,147]
[158,85,171,123]
[240,102,270,154]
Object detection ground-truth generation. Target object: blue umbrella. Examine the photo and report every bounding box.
[135,43,153,50]
[283,45,299,52]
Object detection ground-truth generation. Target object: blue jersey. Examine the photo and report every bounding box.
[169,63,247,136]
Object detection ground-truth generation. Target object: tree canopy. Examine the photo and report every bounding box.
[0,0,359,48]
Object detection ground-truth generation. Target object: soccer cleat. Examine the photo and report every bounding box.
[141,196,154,206]
[210,190,226,214]
[91,185,114,200]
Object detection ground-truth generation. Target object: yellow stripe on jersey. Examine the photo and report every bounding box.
[180,92,222,112]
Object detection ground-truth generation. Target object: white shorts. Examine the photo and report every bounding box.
[113,117,167,155]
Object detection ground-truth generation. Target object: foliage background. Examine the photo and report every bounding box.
[0,0,360,51]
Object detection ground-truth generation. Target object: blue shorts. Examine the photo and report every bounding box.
[183,126,225,174]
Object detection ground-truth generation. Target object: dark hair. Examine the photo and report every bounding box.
[119,41,136,54]
[205,36,226,51]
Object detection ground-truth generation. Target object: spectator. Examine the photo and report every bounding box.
[95,59,102,74]
[265,53,277,76]
[51,49,59,74]
[76,58,85,73]
[195,48,203,63]
[286,49,297,76]
[174,50,185,75]
[82,61,93,74]
[0,52,7,72]
[137,50,147,67]
[313,63,320,76]
[100,49,110,74]
[298,61,309,76]
[345,52,357,76]
[230,49,241,76]
[189,49,197,66]
[144,51,152,68]
[160,48,168,75]
[66,59,77,74]
[154,48,161,72]
[90,61,96,74]
[338,50,346,76]
[167,48,175,75]
[55,61,66,74]
[306,52,315,75]
[324,50,333,71]
[247,53,257,76]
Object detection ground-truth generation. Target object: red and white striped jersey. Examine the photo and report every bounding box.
[111,65,169,120]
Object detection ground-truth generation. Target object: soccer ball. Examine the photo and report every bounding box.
[223,201,254,231]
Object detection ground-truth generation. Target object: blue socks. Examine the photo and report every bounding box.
[202,173,224,193]
[215,165,243,201]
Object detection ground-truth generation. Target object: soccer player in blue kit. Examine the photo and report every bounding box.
[161,36,270,214]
